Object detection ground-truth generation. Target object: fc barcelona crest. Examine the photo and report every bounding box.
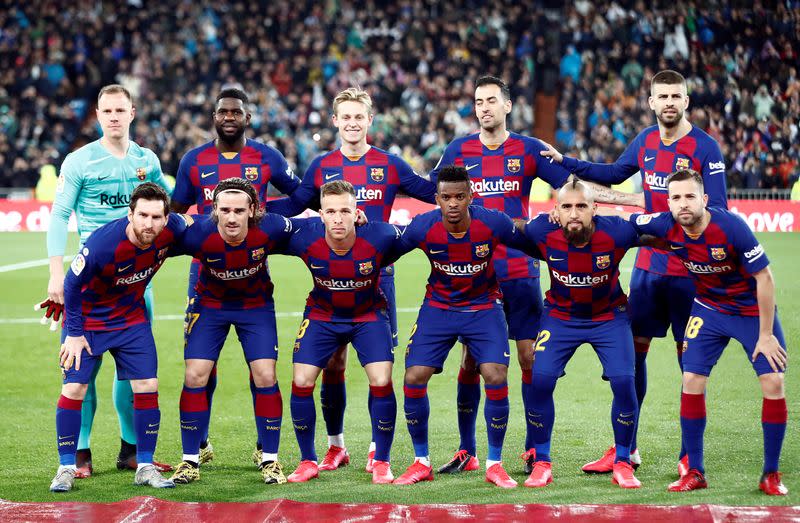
[675,157,690,170]
[370,168,385,182]
[475,243,490,258]
[359,261,374,275]
[251,247,265,261]
[136,167,147,181]
[507,158,521,172]
[245,167,259,181]
[596,254,611,270]
[710,247,726,261]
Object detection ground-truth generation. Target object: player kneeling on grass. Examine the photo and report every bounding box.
[283,181,399,485]
[170,178,294,486]
[50,183,184,492]
[388,165,533,489]
[520,177,647,489]
[628,169,789,496]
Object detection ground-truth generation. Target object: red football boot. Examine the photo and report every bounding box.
[612,461,641,489]
[437,449,479,473]
[318,445,350,471]
[287,460,319,483]
[759,472,788,496]
[371,460,394,484]
[678,455,690,478]
[393,460,434,485]
[524,461,553,488]
[581,445,615,474]
[668,468,708,492]
[365,449,375,473]
[485,463,517,489]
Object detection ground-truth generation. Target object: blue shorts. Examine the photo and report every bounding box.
[405,304,510,371]
[63,323,158,384]
[184,303,279,363]
[629,269,695,341]
[380,269,398,347]
[499,278,543,341]
[292,315,394,368]
[533,309,634,378]
[681,303,787,377]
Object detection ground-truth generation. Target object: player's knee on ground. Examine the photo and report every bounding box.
[460,344,478,372]
[184,359,215,388]
[249,358,277,387]
[131,378,158,393]
[759,372,786,398]
[324,344,349,373]
[682,372,708,394]
[516,339,534,370]
[61,382,89,401]
[478,363,508,385]
[404,365,435,386]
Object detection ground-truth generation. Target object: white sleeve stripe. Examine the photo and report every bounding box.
[708,169,725,175]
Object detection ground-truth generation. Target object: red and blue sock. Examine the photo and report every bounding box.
[403,383,429,458]
[320,370,346,440]
[762,397,787,474]
[369,383,396,462]
[456,368,480,456]
[56,395,82,466]
[179,385,209,458]
[680,392,706,474]
[484,383,509,462]
[254,383,282,458]
[133,392,160,465]
[290,383,317,462]
[609,376,638,463]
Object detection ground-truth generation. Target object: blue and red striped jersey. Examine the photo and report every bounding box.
[430,132,570,281]
[524,214,640,321]
[562,125,727,277]
[630,208,769,316]
[393,206,520,311]
[63,214,187,336]
[178,213,293,310]
[172,139,300,214]
[281,219,401,322]
[269,146,436,222]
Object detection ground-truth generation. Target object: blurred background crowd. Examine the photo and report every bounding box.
[0,0,798,195]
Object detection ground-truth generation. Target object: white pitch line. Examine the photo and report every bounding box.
[0,256,74,273]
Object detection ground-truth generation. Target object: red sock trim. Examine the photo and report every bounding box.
[180,388,208,412]
[369,383,394,398]
[133,392,159,410]
[255,390,283,418]
[680,392,706,419]
[291,383,315,397]
[58,395,83,410]
[403,385,427,398]
[458,368,480,385]
[762,397,787,424]
[634,341,650,354]
[322,370,346,384]
[521,370,532,385]
[484,385,509,401]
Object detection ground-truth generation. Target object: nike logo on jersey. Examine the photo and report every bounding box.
[465,163,479,171]
[429,249,445,254]
[117,264,132,272]
[548,256,564,261]
[201,171,215,178]
[670,245,682,250]
[207,257,222,262]
[644,155,655,162]
[310,264,324,269]
[325,173,339,180]
[97,173,111,181]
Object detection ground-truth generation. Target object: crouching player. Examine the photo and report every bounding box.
[630,169,788,495]
[520,177,645,489]
[50,183,183,492]
[389,165,532,488]
[170,178,294,486]
[283,180,399,484]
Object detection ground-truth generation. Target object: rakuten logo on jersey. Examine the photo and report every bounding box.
[470,179,520,196]
[115,265,159,286]
[209,264,263,280]
[355,187,383,202]
[550,268,609,287]
[314,277,372,291]
[682,261,733,274]
[203,188,214,201]
[433,260,488,276]
[643,172,668,192]
[100,193,132,208]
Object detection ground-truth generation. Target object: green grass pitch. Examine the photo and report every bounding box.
[0,231,795,505]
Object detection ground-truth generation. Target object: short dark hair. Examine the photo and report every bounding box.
[666,169,704,189]
[321,180,356,199]
[130,182,169,216]
[216,88,249,105]
[212,178,263,226]
[476,75,511,102]
[437,165,470,187]
[651,70,686,93]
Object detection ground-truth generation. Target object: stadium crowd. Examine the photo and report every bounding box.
[1,1,799,191]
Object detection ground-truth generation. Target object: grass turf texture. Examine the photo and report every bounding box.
[0,231,795,505]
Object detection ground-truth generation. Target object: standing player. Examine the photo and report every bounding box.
[270,87,436,472]
[169,178,294,486]
[629,170,788,496]
[520,178,644,489]
[429,75,641,474]
[283,181,399,485]
[542,70,728,473]
[390,166,533,489]
[170,87,301,464]
[45,85,173,477]
[49,183,182,492]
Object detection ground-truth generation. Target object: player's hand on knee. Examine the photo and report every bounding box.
[34,298,64,332]
[538,140,563,163]
[60,336,92,371]
[753,334,788,372]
